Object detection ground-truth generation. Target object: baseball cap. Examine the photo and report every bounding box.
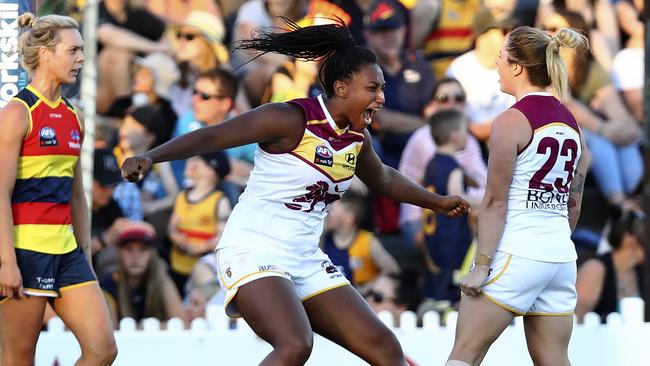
[93,148,122,187]
[116,221,157,247]
[199,150,231,179]
[365,0,406,31]
[472,8,518,38]
[128,105,168,148]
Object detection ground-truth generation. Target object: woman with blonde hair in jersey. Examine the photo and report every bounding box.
[445,26,590,366]
[0,13,117,365]
[123,18,469,366]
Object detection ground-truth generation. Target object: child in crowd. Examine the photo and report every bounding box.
[421,109,477,303]
[168,151,232,293]
[322,193,400,290]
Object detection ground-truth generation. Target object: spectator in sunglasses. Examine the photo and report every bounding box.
[399,78,487,250]
[364,268,423,327]
[171,68,254,205]
[168,11,230,117]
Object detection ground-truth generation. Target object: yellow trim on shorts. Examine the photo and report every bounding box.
[480,290,525,316]
[223,270,289,290]
[23,288,58,297]
[59,280,97,292]
[525,311,574,316]
[302,283,350,302]
[224,289,241,318]
[484,254,512,286]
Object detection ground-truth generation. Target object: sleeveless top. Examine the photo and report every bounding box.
[323,229,379,285]
[499,93,581,262]
[218,95,365,254]
[11,85,83,254]
[171,189,224,275]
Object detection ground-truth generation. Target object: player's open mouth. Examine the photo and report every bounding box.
[363,107,380,125]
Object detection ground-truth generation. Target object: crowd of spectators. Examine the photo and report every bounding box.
[40,0,645,327]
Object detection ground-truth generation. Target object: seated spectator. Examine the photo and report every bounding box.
[544,9,643,210]
[168,10,229,117]
[364,0,435,169]
[446,8,516,142]
[168,152,232,294]
[364,268,423,327]
[106,52,180,145]
[322,193,400,290]
[230,0,308,106]
[91,148,130,276]
[575,210,645,323]
[419,0,481,79]
[612,0,644,121]
[96,0,169,114]
[399,78,487,249]
[101,221,185,328]
[172,68,254,204]
[145,0,223,25]
[420,110,477,303]
[115,106,180,218]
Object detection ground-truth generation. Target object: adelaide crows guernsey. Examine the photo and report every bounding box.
[11,85,82,255]
[218,95,365,254]
[499,92,581,262]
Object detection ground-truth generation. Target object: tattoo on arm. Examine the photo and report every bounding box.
[570,172,586,194]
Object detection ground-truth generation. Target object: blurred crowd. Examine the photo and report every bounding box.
[37,0,646,328]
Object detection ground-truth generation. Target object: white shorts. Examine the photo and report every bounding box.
[216,244,350,317]
[480,251,577,316]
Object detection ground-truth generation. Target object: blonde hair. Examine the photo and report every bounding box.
[505,26,589,101]
[18,12,79,73]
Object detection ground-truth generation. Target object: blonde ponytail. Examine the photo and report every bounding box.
[546,28,589,101]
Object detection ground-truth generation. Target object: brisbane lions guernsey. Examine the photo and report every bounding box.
[499,92,581,262]
[218,95,365,253]
[11,85,83,255]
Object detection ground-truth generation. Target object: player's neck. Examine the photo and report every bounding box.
[29,74,62,102]
[514,85,548,101]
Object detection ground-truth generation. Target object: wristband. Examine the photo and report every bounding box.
[474,253,493,266]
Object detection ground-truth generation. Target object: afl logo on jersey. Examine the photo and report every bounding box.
[314,145,333,167]
[40,127,58,147]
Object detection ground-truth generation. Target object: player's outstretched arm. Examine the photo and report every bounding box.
[355,130,469,217]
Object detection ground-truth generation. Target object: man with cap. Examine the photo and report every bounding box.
[168,151,232,293]
[363,0,436,234]
[364,0,436,170]
[91,148,131,276]
[171,68,251,206]
[446,8,517,143]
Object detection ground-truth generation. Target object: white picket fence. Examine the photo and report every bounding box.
[36,298,649,365]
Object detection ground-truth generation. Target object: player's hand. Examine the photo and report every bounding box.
[459,265,490,297]
[0,261,24,299]
[435,195,470,217]
[122,156,152,182]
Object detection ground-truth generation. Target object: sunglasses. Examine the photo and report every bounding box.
[193,88,227,101]
[364,290,396,304]
[434,93,466,103]
[176,31,201,41]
